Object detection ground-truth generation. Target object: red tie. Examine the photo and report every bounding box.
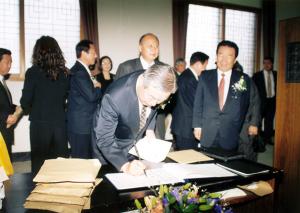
[218,73,225,110]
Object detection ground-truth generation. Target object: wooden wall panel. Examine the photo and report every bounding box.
[274,17,300,213]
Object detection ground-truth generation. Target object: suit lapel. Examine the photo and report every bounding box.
[0,81,12,105]
[207,69,219,109]
[223,71,240,110]
[136,58,143,70]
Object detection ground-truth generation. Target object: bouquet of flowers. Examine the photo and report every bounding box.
[134,183,233,213]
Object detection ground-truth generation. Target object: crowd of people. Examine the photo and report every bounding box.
[0,32,276,176]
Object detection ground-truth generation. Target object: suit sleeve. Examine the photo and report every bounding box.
[20,68,36,115]
[247,80,261,126]
[73,70,102,103]
[192,77,204,128]
[180,79,197,109]
[94,94,129,170]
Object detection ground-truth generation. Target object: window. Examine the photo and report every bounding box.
[185,4,259,76]
[0,0,80,76]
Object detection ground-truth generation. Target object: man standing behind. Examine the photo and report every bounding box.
[193,40,251,152]
[174,58,187,76]
[67,40,102,159]
[252,57,276,145]
[0,48,22,158]
[93,65,177,176]
[115,33,164,79]
[171,52,209,150]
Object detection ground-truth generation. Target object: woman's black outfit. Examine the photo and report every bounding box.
[20,65,69,175]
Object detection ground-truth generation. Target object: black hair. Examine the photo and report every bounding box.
[190,52,209,65]
[216,40,239,58]
[76,40,94,58]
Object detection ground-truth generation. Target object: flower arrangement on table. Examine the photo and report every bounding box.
[134,183,233,213]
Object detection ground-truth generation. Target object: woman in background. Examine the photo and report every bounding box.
[20,36,69,175]
[96,56,114,93]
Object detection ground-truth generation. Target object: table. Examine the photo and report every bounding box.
[1,159,283,213]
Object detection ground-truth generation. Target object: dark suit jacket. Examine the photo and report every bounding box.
[192,69,251,150]
[20,65,69,125]
[0,77,15,150]
[95,72,114,93]
[252,70,277,112]
[67,61,102,134]
[171,68,198,139]
[115,58,165,79]
[93,70,156,170]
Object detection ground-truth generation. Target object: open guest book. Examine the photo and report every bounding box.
[106,163,237,190]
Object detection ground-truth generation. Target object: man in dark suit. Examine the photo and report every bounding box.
[0,48,22,158]
[67,40,102,159]
[171,52,209,150]
[252,57,277,145]
[115,33,166,140]
[115,33,164,79]
[193,40,251,152]
[93,65,176,176]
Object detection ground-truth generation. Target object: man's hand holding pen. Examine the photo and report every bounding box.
[121,160,146,176]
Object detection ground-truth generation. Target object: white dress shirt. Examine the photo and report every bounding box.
[263,70,275,98]
[140,56,155,70]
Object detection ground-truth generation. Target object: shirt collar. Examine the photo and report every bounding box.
[77,59,91,74]
[140,56,155,70]
[217,69,232,77]
[189,67,199,80]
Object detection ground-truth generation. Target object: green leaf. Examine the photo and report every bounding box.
[199,204,213,211]
[183,183,192,190]
[209,192,222,199]
[199,197,207,204]
[159,185,164,198]
[164,185,169,193]
[134,199,142,210]
[183,204,198,213]
[166,193,177,204]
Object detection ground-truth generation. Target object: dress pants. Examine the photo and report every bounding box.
[30,121,69,175]
[262,97,276,143]
[68,132,92,159]
[174,134,198,150]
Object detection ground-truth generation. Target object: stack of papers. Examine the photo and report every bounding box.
[167,149,213,163]
[24,158,102,213]
[106,163,237,190]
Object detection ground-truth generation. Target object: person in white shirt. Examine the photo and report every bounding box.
[252,57,277,145]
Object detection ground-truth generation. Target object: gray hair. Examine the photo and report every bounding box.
[174,58,186,66]
[143,64,177,94]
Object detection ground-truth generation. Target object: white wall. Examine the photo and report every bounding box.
[97,0,173,73]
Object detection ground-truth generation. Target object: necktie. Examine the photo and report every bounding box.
[139,105,147,131]
[218,73,225,110]
[2,79,12,105]
[267,72,272,98]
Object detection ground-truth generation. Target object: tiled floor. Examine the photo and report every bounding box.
[12,144,275,174]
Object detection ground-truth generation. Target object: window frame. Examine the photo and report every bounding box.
[187,0,261,73]
[9,0,81,81]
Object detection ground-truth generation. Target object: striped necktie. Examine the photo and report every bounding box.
[139,105,147,131]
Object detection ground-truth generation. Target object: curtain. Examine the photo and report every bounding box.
[79,0,100,56]
[262,0,276,59]
[172,0,189,63]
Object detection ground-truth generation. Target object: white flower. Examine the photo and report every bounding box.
[232,76,247,93]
